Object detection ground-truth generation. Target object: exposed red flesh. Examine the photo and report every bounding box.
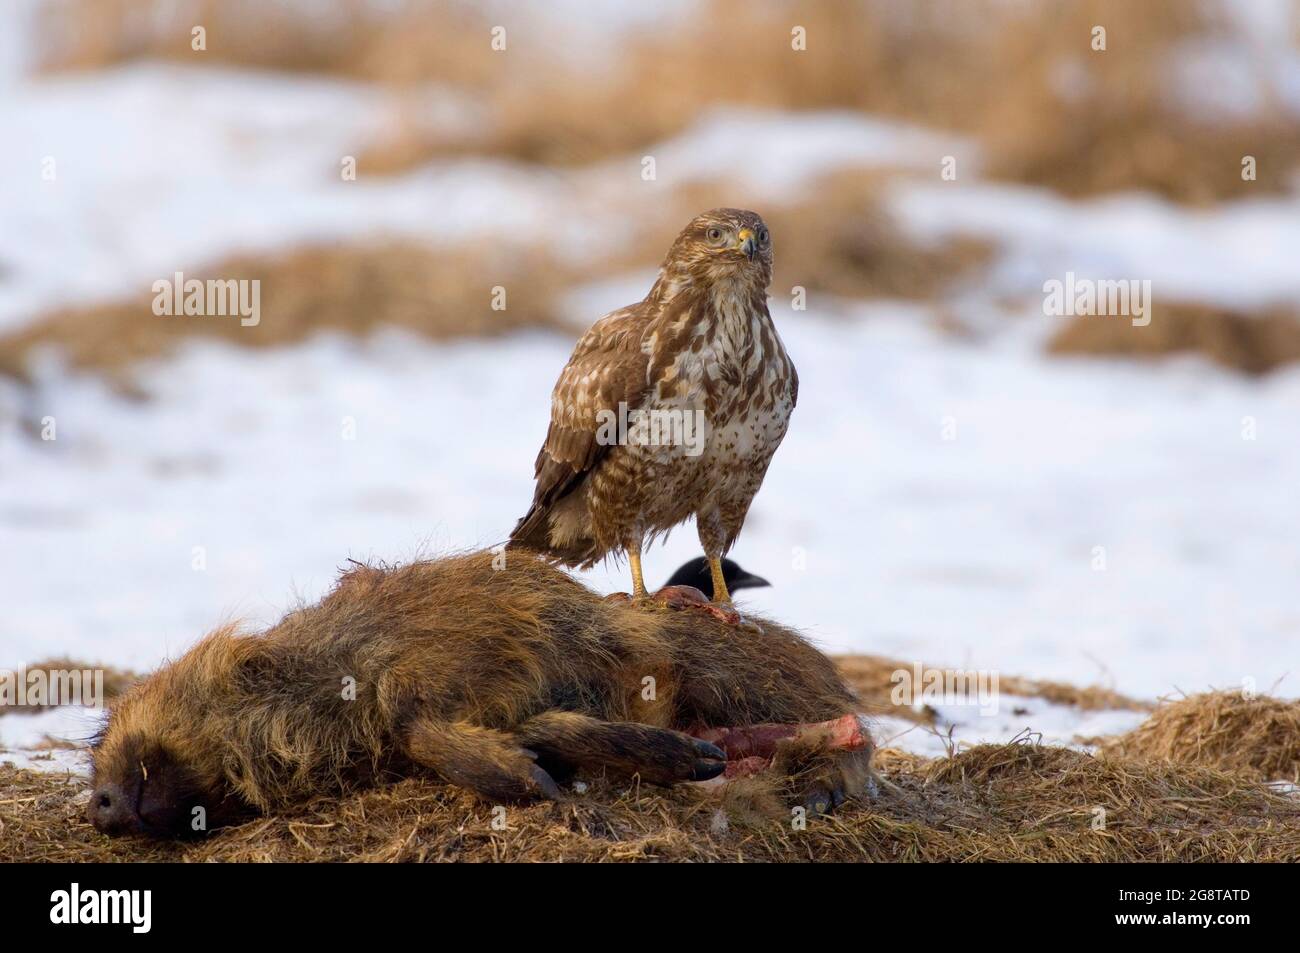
[694,713,866,761]
[602,585,743,624]
[653,584,742,624]
[721,756,770,779]
[688,713,867,785]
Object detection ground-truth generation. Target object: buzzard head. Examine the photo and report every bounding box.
[661,208,772,291]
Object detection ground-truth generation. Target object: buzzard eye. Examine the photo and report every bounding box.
[706,227,725,243]
[758,227,769,243]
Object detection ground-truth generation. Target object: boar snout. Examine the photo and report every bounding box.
[87,782,140,836]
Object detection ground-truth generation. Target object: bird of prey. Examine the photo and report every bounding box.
[663,557,770,601]
[509,208,797,607]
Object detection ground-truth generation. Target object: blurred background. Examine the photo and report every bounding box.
[2,0,1299,736]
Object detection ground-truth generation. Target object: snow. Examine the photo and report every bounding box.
[626,107,977,194]
[0,63,525,330]
[0,706,99,753]
[3,3,1299,770]
[5,302,1298,703]
[0,707,96,775]
[892,183,1300,309]
[0,60,984,336]
[873,701,1149,761]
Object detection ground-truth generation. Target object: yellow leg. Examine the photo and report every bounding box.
[629,550,648,600]
[708,557,731,604]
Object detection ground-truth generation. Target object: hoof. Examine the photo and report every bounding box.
[801,781,848,817]
[528,764,564,801]
[690,739,727,782]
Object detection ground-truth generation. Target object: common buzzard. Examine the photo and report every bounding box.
[509,208,797,606]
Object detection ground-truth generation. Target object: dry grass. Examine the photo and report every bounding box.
[972,1,1300,204]
[721,172,995,302]
[1102,691,1300,784]
[358,0,1299,204]
[37,0,503,87]
[4,737,1296,862]
[0,241,568,390]
[5,667,1295,861]
[38,1,1299,204]
[14,218,1298,388]
[0,170,997,391]
[0,658,139,717]
[1047,302,1300,374]
[615,171,997,304]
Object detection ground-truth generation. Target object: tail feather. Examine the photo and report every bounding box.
[508,504,603,568]
[508,504,552,551]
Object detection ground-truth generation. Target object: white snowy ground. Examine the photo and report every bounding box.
[6,291,1300,687]
[4,296,1297,768]
[4,5,1300,769]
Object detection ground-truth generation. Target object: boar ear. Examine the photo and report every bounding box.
[182,625,271,692]
[227,640,297,694]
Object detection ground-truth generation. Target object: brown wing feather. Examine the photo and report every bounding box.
[510,303,652,547]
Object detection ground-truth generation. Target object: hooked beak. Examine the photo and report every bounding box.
[737,228,757,262]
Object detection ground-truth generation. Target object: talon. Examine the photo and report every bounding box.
[605,590,663,612]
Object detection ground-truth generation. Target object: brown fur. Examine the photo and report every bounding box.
[88,550,872,837]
